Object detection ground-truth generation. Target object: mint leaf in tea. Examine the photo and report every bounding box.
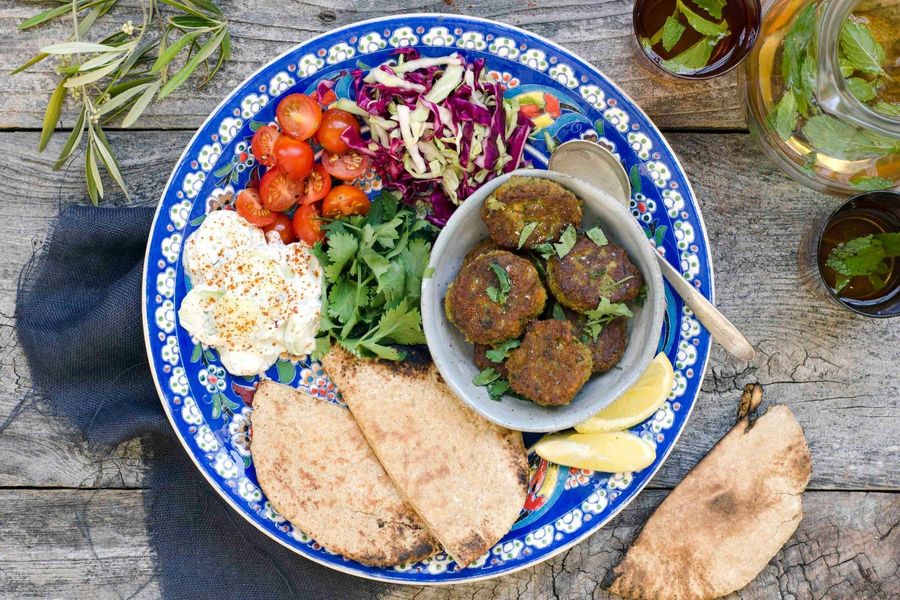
[820,205,899,301]
[825,233,899,294]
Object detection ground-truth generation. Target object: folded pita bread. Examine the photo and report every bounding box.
[606,404,811,600]
[250,381,437,566]
[322,348,528,567]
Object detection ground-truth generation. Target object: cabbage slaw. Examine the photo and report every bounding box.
[325,50,532,226]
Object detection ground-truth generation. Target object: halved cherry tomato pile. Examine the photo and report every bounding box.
[235,92,371,246]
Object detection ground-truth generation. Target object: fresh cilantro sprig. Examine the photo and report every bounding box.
[486,262,512,305]
[313,192,437,361]
[581,296,634,343]
[553,225,578,258]
[473,367,510,401]
[518,222,538,249]
[485,339,520,363]
[825,232,900,293]
[585,225,608,247]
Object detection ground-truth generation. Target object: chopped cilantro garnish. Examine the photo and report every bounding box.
[554,225,578,258]
[586,225,608,247]
[473,367,510,401]
[485,339,520,363]
[582,296,634,342]
[518,222,539,249]
[486,262,512,305]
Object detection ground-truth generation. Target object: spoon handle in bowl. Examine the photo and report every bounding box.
[656,255,756,362]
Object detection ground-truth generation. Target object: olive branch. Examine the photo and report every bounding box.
[12,0,232,204]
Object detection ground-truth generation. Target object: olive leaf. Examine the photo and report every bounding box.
[14,0,232,203]
[39,79,67,152]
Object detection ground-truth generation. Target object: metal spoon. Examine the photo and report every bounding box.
[549,140,755,362]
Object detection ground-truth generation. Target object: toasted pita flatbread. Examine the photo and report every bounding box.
[322,348,528,567]
[250,381,437,566]
[606,404,812,600]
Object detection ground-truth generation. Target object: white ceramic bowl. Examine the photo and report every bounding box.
[421,169,665,432]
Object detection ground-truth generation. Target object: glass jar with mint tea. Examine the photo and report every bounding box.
[743,0,900,195]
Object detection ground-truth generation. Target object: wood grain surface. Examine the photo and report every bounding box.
[0,489,896,599]
[1,1,898,597]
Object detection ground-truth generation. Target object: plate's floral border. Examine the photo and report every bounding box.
[145,16,712,584]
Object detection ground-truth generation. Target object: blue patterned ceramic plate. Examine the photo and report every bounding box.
[143,14,713,584]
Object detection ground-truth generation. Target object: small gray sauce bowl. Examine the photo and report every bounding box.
[421,169,665,433]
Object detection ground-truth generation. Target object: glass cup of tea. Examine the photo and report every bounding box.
[632,0,762,80]
[800,191,900,317]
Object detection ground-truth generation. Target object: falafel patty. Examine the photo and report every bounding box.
[445,250,547,345]
[547,235,644,311]
[481,177,582,249]
[505,319,592,406]
[567,310,628,374]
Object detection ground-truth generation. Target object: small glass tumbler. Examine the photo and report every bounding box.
[799,191,900,317]
[632,0,761,81]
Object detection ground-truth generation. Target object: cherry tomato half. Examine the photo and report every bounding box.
[321,150,369,181]
[250,125,280,168]
[260,167,305,212]
[301,164,332,204]
[262,213,297,245]
[273,136,314,180]
[316,109,361,154]
[235,188,276,227]
[276,93,322,141]
[292,203,325,246]
[322,185,370,218]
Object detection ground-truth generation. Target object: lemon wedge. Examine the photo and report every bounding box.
[575,352,675,434]
[534,431,656,472]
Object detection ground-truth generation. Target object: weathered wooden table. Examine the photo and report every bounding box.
[1,1,898,598]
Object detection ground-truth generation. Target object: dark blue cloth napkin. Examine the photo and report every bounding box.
[16,205,387,599]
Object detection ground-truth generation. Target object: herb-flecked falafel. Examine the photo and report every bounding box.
[481,177,582,249]
[445,250,547,345]
[505,319,592,406]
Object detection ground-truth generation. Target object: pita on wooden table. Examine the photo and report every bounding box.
[605,384,812,600]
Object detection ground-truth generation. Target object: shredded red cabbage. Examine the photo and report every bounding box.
[341,51,532,226]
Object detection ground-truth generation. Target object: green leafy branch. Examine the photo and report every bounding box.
[13,0,231,204]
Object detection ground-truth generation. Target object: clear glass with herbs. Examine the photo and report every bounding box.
[800,190,900,317]
[743,0,900,194]
[633,0,761,79]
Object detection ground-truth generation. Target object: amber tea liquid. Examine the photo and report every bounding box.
[633,0,761,78]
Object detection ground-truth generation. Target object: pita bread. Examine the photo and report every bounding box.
[321,348,528,566]
[606,404,812,600]
[250,381,437,566]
